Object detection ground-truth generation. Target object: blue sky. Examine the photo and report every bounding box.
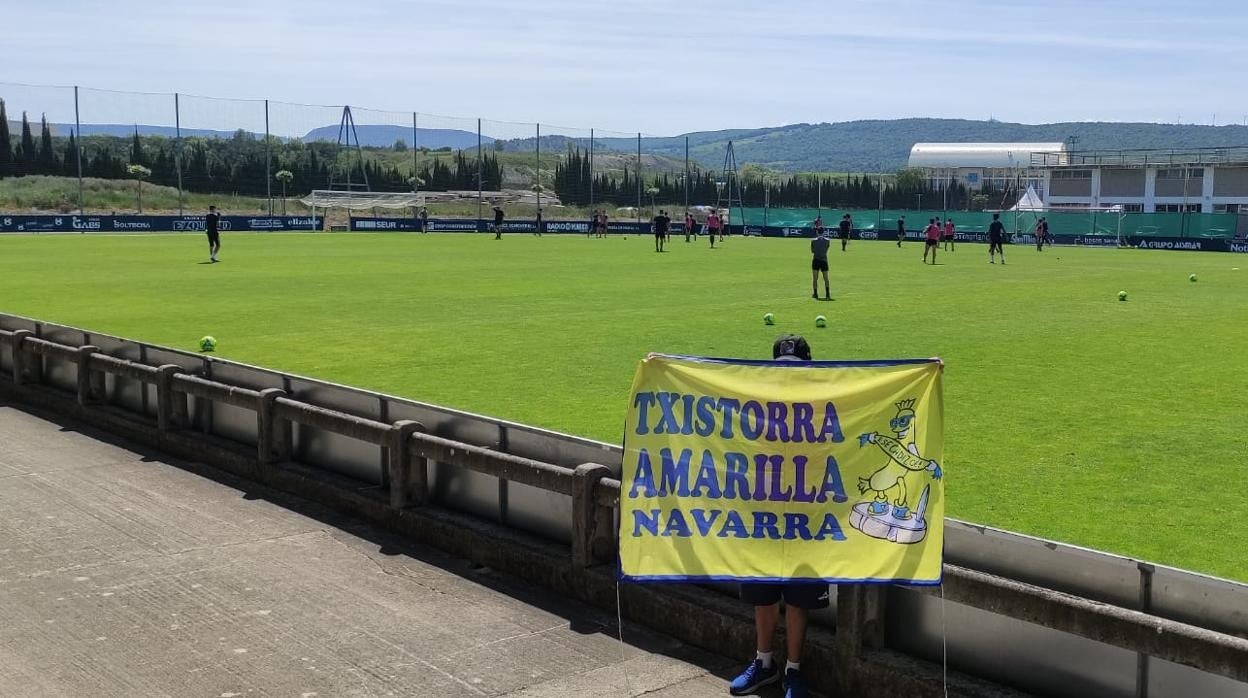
[6,0,1248,135]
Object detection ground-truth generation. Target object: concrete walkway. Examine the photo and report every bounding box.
[0,401,738,697]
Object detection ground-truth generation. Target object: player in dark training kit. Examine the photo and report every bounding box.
[492,206,505,239]
[653,210,669,252]
[896,216,906,247]
[838,214,851,251]
[205,205,221,263]
[810,233,831,299]
[988,213,1006,264]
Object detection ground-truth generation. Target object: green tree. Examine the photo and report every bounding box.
[127,163,152,212]
[19,111,35,176]
[274,169,293,214]
[62,133,78,177]
[0,99,11,178]
[130,127,145,166]
[37,114,57,174]
[393,139,408,152]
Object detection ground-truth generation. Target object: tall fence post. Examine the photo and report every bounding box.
[265,99,272,216]
[636,132,642,224]
[388,420,427,508]
[572,463,612,567]
[477,118,483,230]
[535,122,541,219]
[74,86,84,214]
[174,92,184,216]
[75,345,99,405]
[684,135,689,213]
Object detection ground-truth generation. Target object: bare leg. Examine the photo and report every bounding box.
[811,269,818,297]
[821,270,830,299]
[755,604,780,652]
[785,606,809,661]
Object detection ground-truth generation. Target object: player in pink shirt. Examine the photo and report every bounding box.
[706,211,720,248]
[922,218,941,264]
[943,218,955,251]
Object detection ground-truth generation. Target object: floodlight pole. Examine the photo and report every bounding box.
[74,86,84,214]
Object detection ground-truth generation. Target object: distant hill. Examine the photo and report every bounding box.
[302,124,490,149]
[66,124,244,139]
[26,117,1248,173]
[609,119,1248,173]
[42,122,489,150]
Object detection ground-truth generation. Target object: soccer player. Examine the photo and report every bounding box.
[922,218,940,264]
[600,210,609,238]
[729,333,824,698]
[492,206,504,239]
[1040,217,1050,249]
[707,210,720,248]
[419,206,429,233]
[205,205,221,262]
[943,218,955,251]
[653,210,667,252]
[588,211,597,239]
[896,216,906,247]
[838,213,851,251]
[989,212,1006,264]
[684,211,694,243]
[535,208,543,236]
[810,232,831,299]
[813,214,825,238]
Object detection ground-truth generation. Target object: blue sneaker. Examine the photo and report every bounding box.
[728,659,780,695]
[784,667,809,698]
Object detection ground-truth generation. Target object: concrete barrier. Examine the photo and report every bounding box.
[1,315,1245,697]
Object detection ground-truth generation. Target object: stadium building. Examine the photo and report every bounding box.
[911,142,1248,215]
[908,142,1065,198]
[1030,146,1248,214]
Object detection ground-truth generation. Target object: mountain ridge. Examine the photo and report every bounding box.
[22,117,1248,173]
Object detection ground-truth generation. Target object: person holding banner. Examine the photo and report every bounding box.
[727,334,823,698]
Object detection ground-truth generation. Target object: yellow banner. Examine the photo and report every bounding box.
[618,355,944,584]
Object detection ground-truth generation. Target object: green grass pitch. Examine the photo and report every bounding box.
[1,231,1245,580]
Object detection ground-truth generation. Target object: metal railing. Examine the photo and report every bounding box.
[1033,146,1248,169]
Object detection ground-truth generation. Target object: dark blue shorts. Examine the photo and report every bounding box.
[740,582,830,610]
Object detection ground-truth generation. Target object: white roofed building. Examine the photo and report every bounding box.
[908,142,1065,198]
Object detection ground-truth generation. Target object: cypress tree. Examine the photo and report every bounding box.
[130,127,145,166]
[0,100,11,178]
[19,111,35,176]
[37,114,56,174]
[63,133,78,177]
